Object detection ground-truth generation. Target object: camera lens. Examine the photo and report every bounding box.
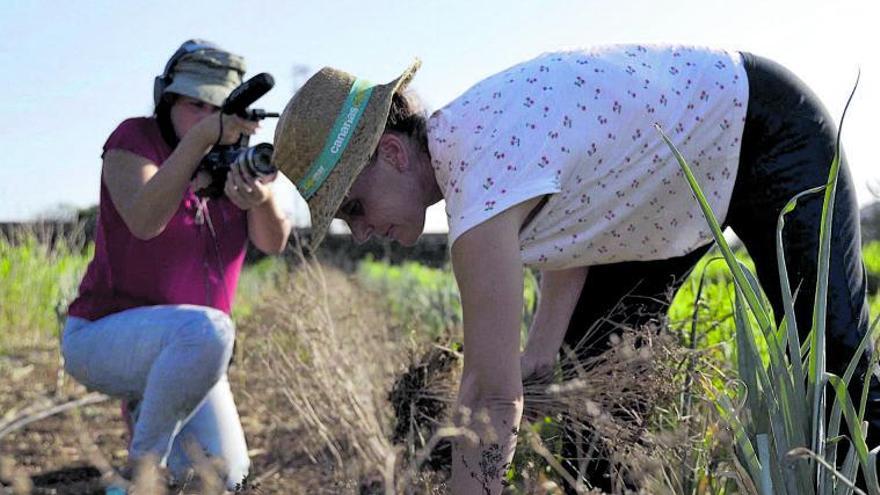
[236,143,277,177]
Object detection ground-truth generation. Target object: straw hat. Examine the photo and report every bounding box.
[273,60,421,250]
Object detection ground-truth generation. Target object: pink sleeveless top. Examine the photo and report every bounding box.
[68,117,248,321]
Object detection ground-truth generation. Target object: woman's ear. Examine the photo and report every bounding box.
[375,133,410,172]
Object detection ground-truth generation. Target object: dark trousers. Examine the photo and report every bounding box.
[560,52,873,491]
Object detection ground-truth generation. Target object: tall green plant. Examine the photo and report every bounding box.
[654,75,877,494]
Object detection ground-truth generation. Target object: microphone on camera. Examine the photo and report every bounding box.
[221,72,275,118]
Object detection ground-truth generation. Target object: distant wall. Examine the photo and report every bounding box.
[270,229,449,271]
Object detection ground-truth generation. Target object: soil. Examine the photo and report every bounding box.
[0,335,342,494]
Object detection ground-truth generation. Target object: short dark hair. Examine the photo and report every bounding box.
[384,90,429,155]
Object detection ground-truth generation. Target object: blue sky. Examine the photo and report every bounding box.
[1,0,876,232]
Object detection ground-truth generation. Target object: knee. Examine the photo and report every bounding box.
[198,309,235,368]
[181,307,235,373]
[60,318,97,388]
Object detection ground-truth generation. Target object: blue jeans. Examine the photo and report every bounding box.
[61,305,250,490]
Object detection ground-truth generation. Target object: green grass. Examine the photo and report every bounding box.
[356,255,539,341]
[358,239,880,371]
[357,257,463,339]
[4,229,876,359]
[669,250,756,360]
[358,247,761,356]
[0,231,91,352]
[0,228,290,352]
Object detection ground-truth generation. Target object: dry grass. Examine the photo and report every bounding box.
[0,242,730,494]
[250,259,413,493]
[386,324,690,493]
[251,254,712,494]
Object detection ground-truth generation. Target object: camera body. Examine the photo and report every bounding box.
[197,143,277,199]
[194,73,280,198]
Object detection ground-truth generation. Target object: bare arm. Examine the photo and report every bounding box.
[521,266,589,378]
[222,161,292,254]
[103,113,256,240]
[246,190,291,254]
[450,197,540,494]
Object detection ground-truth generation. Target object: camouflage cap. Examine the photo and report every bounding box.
[164,47,246,107]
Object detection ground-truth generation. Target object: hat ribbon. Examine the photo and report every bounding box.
[298,78,375,199]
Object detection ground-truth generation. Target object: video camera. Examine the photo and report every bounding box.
[195,72,280,198]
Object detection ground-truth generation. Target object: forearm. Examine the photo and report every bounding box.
[451,325,523,495]
[452,384,523,494]
[126,134,212,238]
[449,198,538,494]
[524,266,589,362]
[247,190,292,254]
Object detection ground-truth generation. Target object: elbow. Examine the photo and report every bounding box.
[120,206,166,240]
[256,242,287,256]
[252,221,292,255]
[127,220,163,241]
[254,230,291,255]
[132,229,161,241]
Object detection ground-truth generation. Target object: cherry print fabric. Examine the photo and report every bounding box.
[427,44,749,269]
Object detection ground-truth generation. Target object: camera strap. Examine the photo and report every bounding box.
[196,198,233,311]
[194,197,207,226]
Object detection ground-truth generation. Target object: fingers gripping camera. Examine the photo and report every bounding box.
[195,73,280,198]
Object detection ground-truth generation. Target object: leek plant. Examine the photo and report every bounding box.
[655,75,880,495]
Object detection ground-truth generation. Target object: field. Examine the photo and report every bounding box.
[2,221,880,494]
